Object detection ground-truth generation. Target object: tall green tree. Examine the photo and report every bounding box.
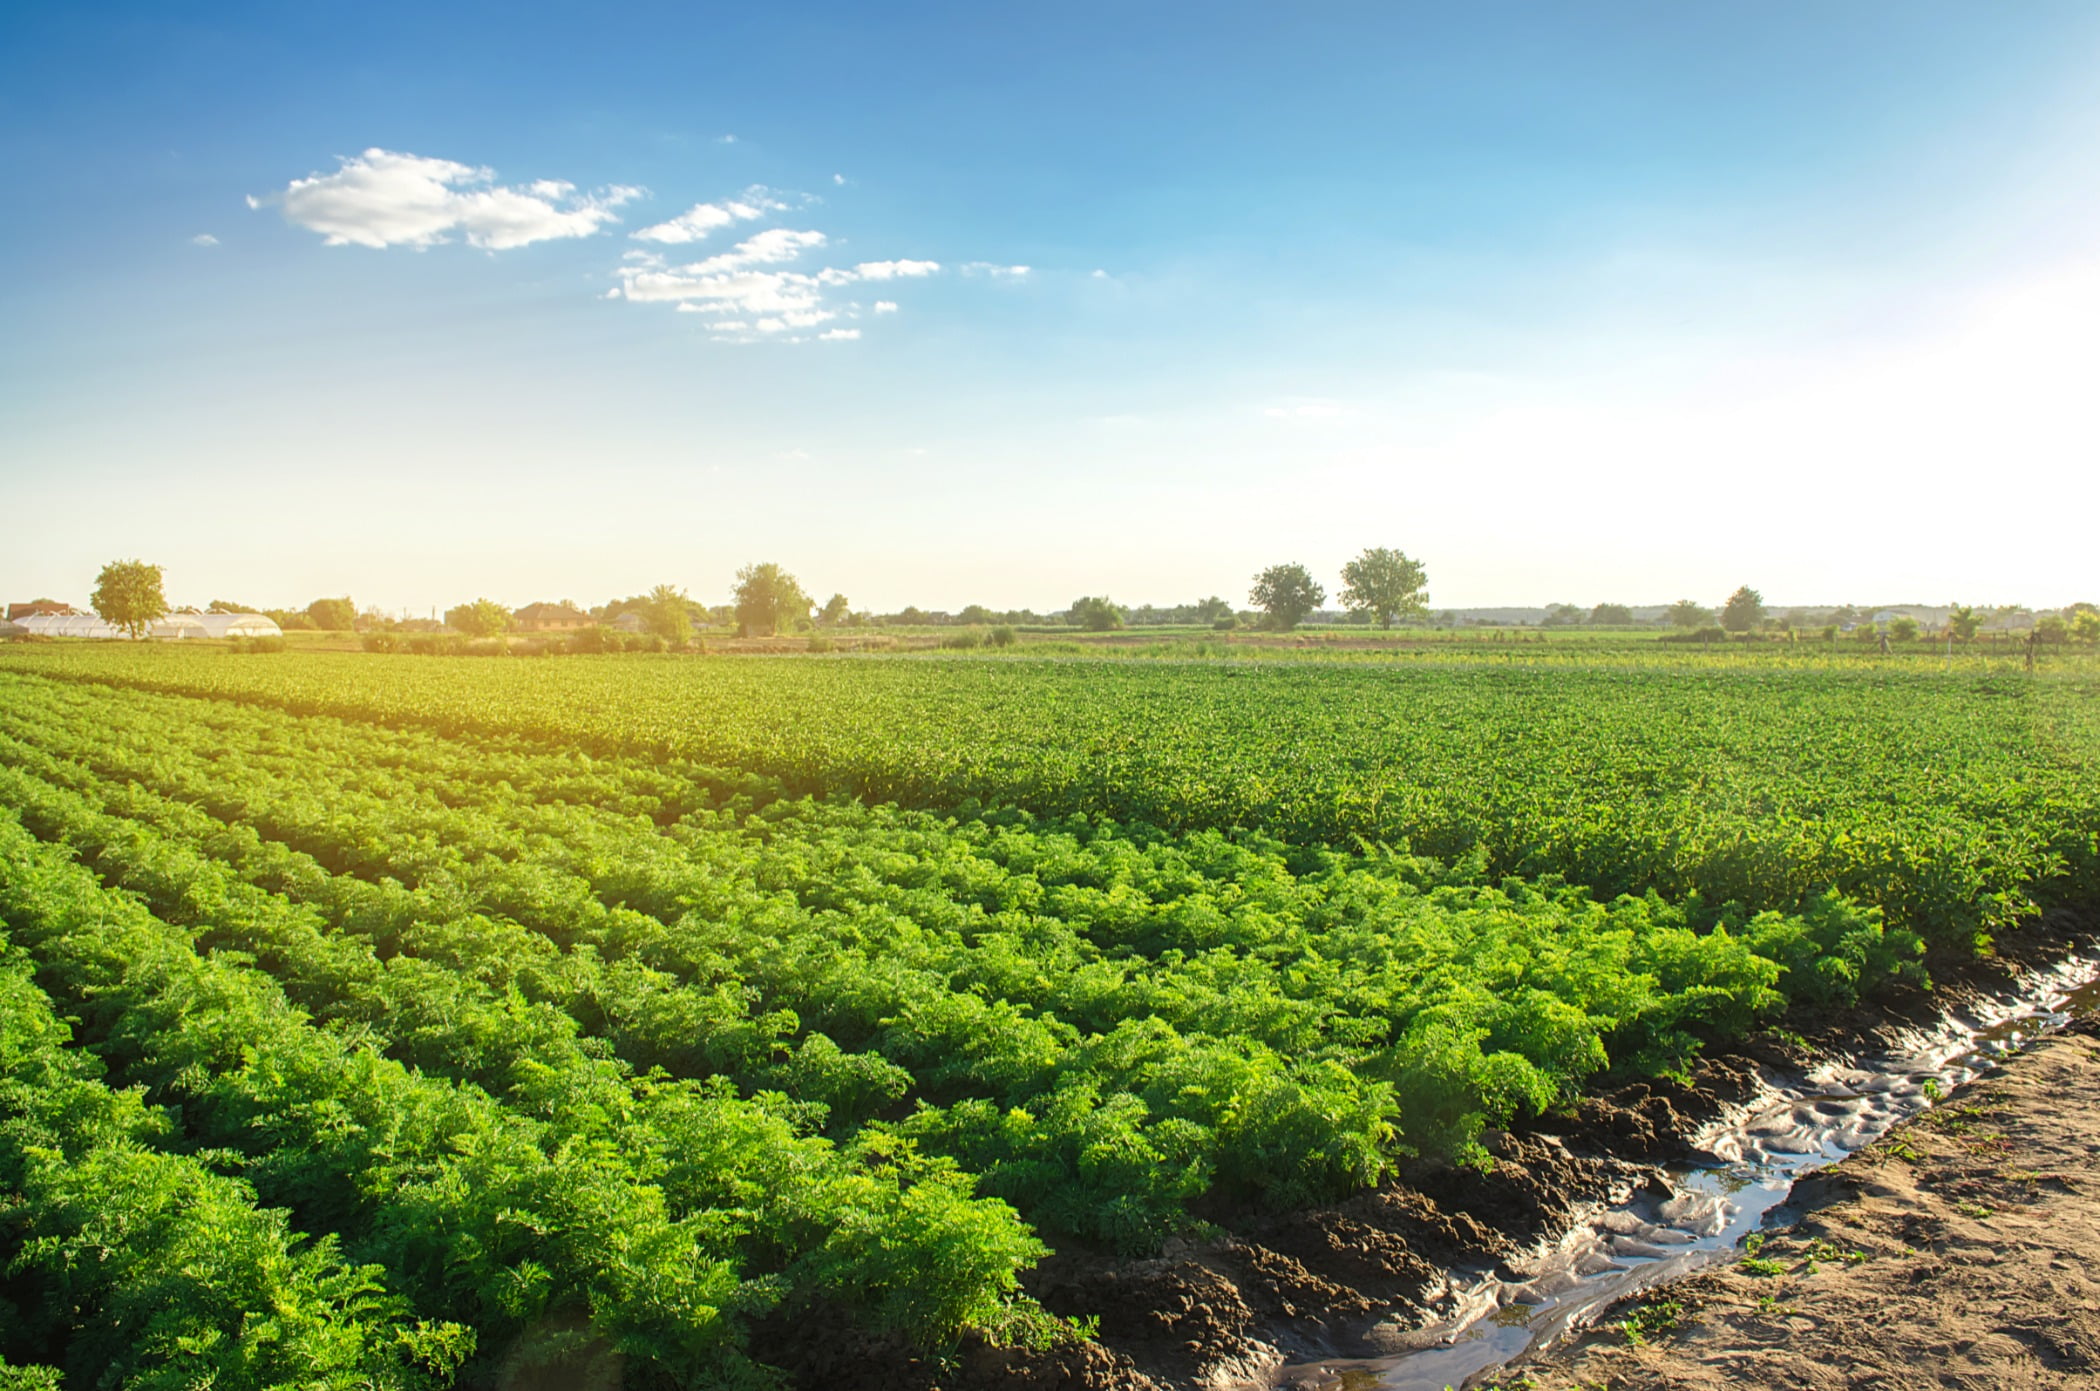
[1250,563,1325,631]
[1067,596,1124,631]
[306,596,356,631]
[444,598,512,637]
[734,563,812,636]
[91,559,168,639]
[819,593,851,626]
[1193,595,1234,624]
[644,584,693,646]
[1666,599,1712,629]
[1589,602,1634,626]
[1719,586,1765,633]
[1337,548,1428,630]
[1947,605,1981,641]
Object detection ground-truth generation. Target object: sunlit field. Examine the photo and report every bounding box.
[1,639,2094,1384]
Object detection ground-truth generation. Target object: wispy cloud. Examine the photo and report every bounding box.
[849,259,941,280]
[190,233,219,247]
[962,261,1031,278]
[630,187,787,244]
[616,228,944,340]
[256,149,641,250]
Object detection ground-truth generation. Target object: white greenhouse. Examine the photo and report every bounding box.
[192,612,282,638]
[16,613,126,638]
[13,611,282,640]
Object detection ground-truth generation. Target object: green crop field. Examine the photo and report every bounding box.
[0,642,2095,1387]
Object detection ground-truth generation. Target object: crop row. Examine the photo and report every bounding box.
[0,789,1046,1387]
[6,646,2096,949]
[0,920,468,1391]
[0,674,1921,1249]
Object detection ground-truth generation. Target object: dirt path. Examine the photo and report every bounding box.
[1499,1019,2100,1390]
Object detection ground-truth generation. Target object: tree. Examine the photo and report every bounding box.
[1250,563,1325,631]
[1193,595,1234,624]
[2035,612,2070,644]
[734,562,812,636]
[306,596,356,631]
[819,593,851,626]
[957,604,995,626]
[1589,603,1634,626]
[1541,603,1584,627]
[445,598,512,637]
[1666,599,1713,629]
[1068,596,1124,631]
[207,599,257,615]
[1719,586,1765,634]
[2071,610,2100,645]
[1947,605,1980,641]
[1336,548,1428,630]
[1888,615,1920,642]
[644,584,692,646]
[91,559,168,639]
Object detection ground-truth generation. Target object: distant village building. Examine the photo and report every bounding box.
[513,602,590,632]
[610,613,649,634]
[6,601,78,621]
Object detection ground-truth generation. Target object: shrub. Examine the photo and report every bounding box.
[808,635,836,654]
[361,631,400,654]
[229,635,286,654]
[988,626,1017,648]
[1212,618,1238,632]
[941,631,984,650]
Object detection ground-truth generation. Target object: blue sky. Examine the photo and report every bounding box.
[4,1,2098,614]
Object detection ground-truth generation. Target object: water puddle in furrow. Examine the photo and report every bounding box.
[1279,951,2100,1391]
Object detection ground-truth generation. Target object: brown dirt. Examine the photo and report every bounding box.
[1498,1018,2100,1391]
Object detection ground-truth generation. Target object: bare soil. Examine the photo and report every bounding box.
[1499,1017,2100,1391]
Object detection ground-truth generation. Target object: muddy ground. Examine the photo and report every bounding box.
[1495,1016,2100,1390]
[753,919,2096,1391]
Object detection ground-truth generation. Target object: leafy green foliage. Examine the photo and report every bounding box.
[0,641,2093,1384]
[1338,547,1428,629]
[90,558,169,639]
[1249,562,1324,630]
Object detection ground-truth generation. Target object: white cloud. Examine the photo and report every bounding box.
[833,173,847,186]
[258,149,640,250]
[717,134,738,144]
[683,227,828,274]
[819,328,861,340]
[852,259,941,280]
[962,261,1030,278]
[630,187,787,244]
[873,300,898,313]
[190,233,218,247]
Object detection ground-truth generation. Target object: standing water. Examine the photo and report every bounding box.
[1278,952,2100,1391]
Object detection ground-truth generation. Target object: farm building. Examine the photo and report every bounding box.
[514,601,590,631]
[0,620,24,640]
[6,601,78,621]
